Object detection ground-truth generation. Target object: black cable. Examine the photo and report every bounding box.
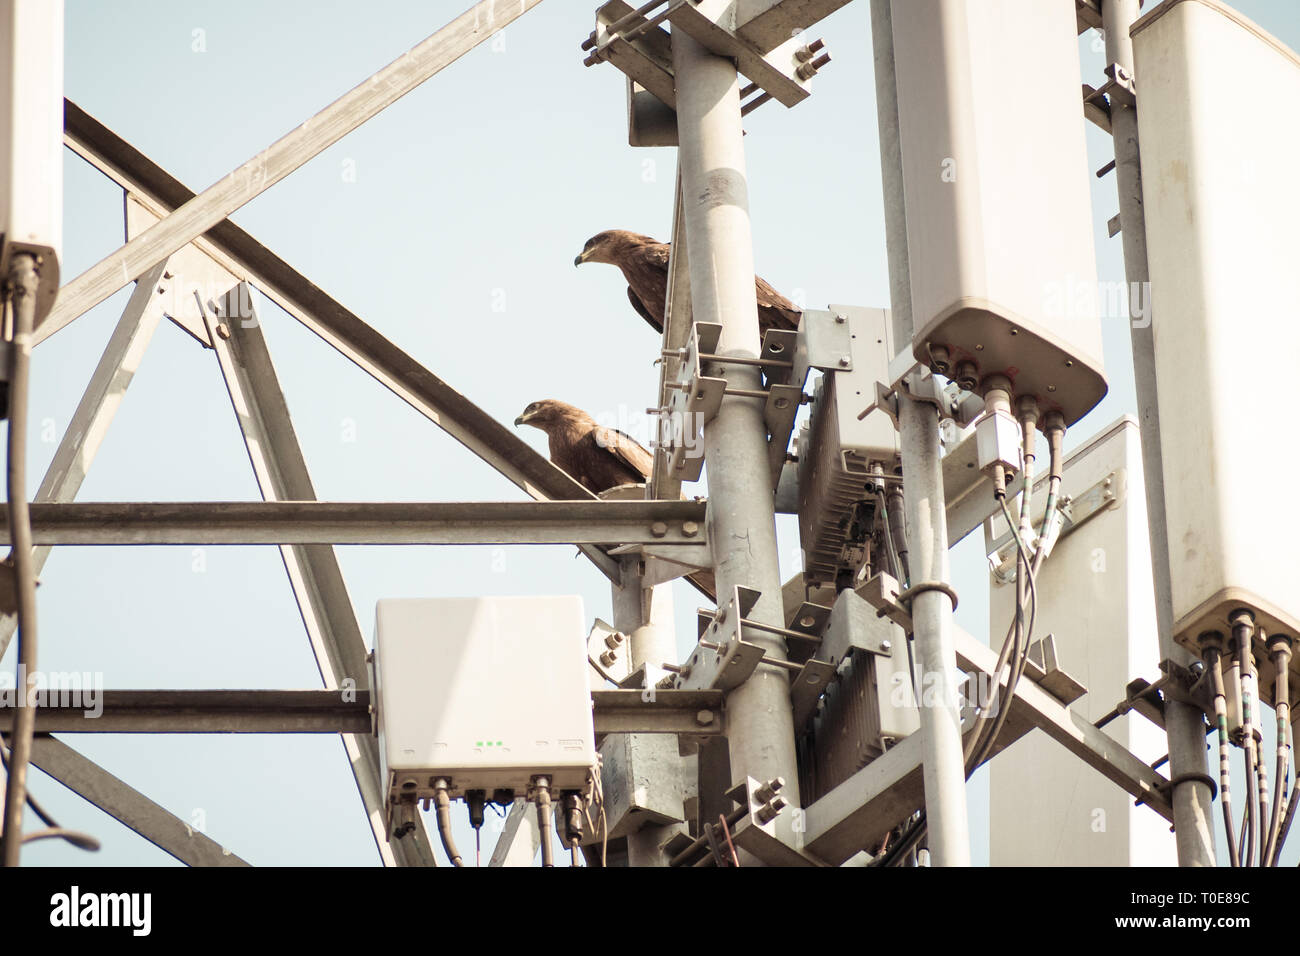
[0,254,40,867]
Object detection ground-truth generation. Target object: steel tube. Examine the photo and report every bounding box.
[671,28,801,837]
[897,393,971,866]
[871,0,969,866]
[1102,0,1216,866]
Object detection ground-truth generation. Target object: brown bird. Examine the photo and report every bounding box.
[515,398,716,600]
[514,399,652,496]
[574,229,802,335]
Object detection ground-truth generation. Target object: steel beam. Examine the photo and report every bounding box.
[801,625,1174,864]
[204,291,435,868]
[61,100,620,583]
[14,734,250,867]
[648,172,692,501]
[1,689,722,737]
[1,499,709,547]
[36,0,547,344]
[0,259,172,662]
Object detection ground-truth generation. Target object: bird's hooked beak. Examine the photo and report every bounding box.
[573,250,588,267]
[513,410,532,426]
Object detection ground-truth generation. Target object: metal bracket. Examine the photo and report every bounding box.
[675,586,768,692]
[588,618,631,686]
[584,0,833,119]
[988,469,1125,578]
[723,776,824,866]
[663,321,725,481]
[858,572,912,631]
[1102,62,1137,107]
[1023,634,1088,706]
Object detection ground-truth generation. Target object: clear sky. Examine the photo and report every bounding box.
[9,0,1298,866]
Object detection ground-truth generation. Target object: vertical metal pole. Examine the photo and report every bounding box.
[615,564,684,866]
[872,0,970,866]
[1101,0,1215,867]
[671,29,801,822]
[897,393,971,866]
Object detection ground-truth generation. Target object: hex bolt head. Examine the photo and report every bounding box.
[650,521,668,538]
[216,323,231,340]
[838,355,851,367]
[695,709,714,726]
[682,520,699,537]
[881,640,892,652]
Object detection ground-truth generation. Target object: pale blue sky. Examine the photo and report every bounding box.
[9,0,1298,866]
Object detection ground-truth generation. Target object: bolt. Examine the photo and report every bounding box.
[216,323,231,339]
[838,355,851,367]
[604,632,624,649]
[834,313,846,324]
[756,805,778,824]
[650,521,668,538]
[682,520,699,537]
[599,650,617,667]
[695,709,714,726]
[881,639,892,652]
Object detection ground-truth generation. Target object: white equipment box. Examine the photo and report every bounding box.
[1133,0,1300,690]
[890,0,1105,425]
[0,0,63,319]
[374,597,597,820]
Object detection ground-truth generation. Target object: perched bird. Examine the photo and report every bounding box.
[514,398,715,600]
[574,229,802,335]
[514,399,652,496]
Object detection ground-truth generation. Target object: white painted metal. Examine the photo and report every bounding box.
[374,597,597,820]
[0,0,62,318]
[890,0,1105,425]
[0,259,170,663]
[986,417,1175,866]
[1133,0,1300,653]
[205,285,435,867]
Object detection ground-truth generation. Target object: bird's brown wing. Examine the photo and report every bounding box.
[755,274,802,333]
[588,425,654,484]
[619,241,672,333]
[627,286,663,334]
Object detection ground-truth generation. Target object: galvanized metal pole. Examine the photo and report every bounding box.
[897,392,971,866]
[871,0,970,866]
[611,564,685,867]
[1101,0,1215,867]
[671,29,801,825]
